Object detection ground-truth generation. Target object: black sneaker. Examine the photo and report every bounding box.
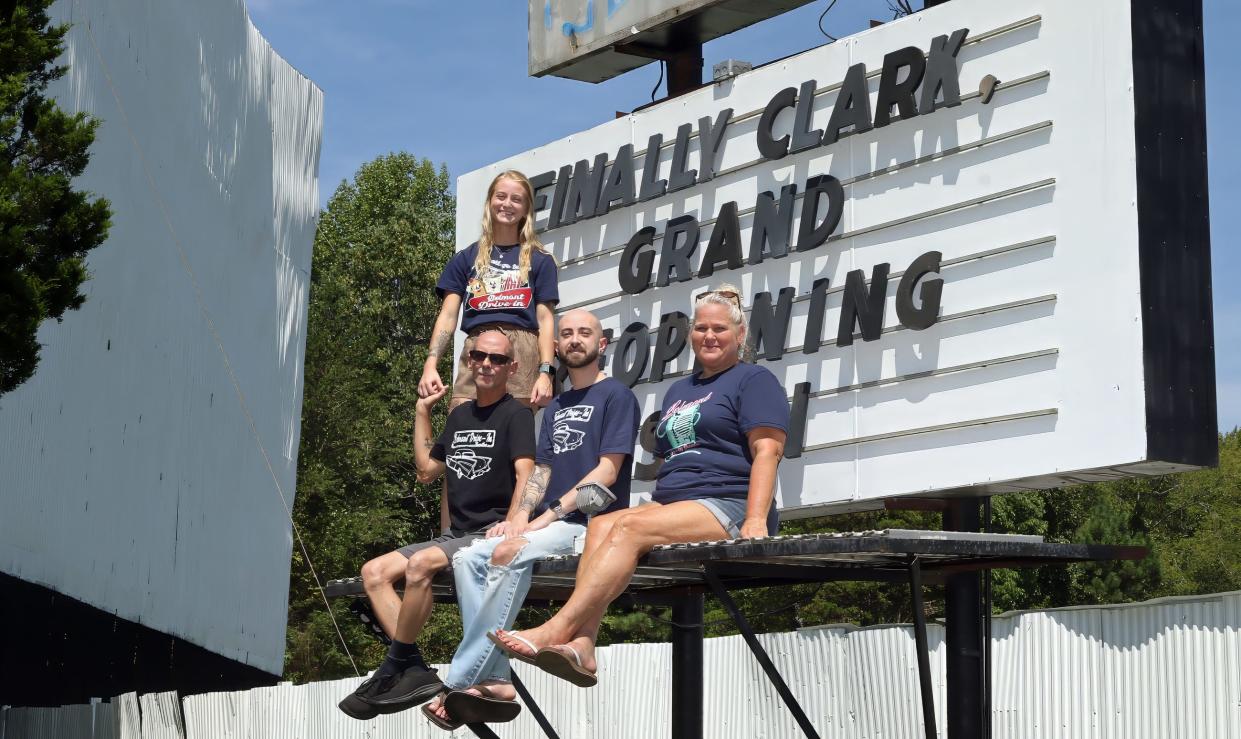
[338,675,385,720]
[360,665,444,714]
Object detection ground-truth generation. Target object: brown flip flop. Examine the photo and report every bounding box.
[444,685,522,724]
[421,693,462,731]
[535,644,598,688]
[486,630,539,665]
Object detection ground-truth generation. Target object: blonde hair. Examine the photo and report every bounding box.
[694,282,751,360]
[475,170,552,285]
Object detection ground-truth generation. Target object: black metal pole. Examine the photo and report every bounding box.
[512,673,561,739]
[467,724,501,739]
[702,568,822,739]
[982,497,993,739]
[944,499,983,739]
[907,556,939,739]
[666,42,702,97]
[671,593,705,739]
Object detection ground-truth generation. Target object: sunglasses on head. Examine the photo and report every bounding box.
[468,350,513,366]
[695,290,742,309]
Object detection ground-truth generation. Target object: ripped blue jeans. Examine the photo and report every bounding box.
[445,520,585,689]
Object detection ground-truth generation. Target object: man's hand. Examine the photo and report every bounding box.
[739,518,769,540]
[488,513,530,539]
[419,358,446,400]
[417,382,447,409]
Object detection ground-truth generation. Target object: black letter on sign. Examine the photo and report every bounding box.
[650,311,689,383]
[596,144,637,217]
[784,382,811,459]
[698,201,743,278]
[656,215,700,287]
[757,86,797,161]
[795,175,845,253]
[748,287,796,361]
[619,226,656,294]
[790,79,823,154]
[837,263,890,346]
[634,410,663,481]
[802,277,830,354]
[668,123,698,193]
[697,108,733,183]
[529,170,555,215]
[874,46,926,128]
[612,322,650,387]
[748,184,797,265]
[822,63,873,146]
[562,153,608,225]
[639,133,667,202]
[896,251,943,330]
[546,163,573,230]
[920,29,968,114]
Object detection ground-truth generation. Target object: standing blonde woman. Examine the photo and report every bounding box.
[487,283,790,688]
[420,170,558,410]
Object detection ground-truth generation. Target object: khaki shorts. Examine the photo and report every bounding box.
[451,323,541,402]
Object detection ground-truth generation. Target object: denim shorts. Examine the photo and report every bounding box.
[691,497,779,539]
[397,527,489,560]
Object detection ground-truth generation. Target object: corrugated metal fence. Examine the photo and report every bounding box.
[4,591,1239,738]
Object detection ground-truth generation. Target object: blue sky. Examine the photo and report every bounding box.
[248,0,1239,432]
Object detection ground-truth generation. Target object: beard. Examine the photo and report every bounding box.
[560,346,600,369]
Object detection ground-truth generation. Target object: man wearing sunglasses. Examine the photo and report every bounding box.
[339,330,536,719]
[420,308,641,728]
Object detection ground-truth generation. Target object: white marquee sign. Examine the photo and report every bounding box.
[461,0,1216,516]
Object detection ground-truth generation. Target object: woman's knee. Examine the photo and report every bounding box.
[608,509,659,547]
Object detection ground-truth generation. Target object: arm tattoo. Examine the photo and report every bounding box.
[423,439,435,450]
[519,464,551,514]
[429,329,452,359]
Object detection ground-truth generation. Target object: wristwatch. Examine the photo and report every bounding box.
[550,500,567,520]
[538,362,555,376]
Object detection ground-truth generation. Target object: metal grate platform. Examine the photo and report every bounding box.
[323,529,1143,603]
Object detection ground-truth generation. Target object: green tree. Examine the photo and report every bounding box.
[0,0,111,394]
[285,153,456,682]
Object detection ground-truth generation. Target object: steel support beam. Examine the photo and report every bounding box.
[908,556,939,738]
[670,594,704,739]
[512,673,560,739]
[944,499,984,739]
[703,567,822,739]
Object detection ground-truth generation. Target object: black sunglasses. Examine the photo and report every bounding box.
[695,290,742,310]
[468,349,513,366]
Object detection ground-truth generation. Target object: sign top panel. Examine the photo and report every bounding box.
[529,0,817,82]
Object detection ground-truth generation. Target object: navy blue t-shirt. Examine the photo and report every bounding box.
[436,242,559,333]
[653,362,790,503]
[535,377,640,525]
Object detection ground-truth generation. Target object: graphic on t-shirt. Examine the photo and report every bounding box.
[551,423,586,453]
[658,393,712,458]
[551,405,594,453]
[466,260,533,312]
[453,429,496,448]
[553,405,595,423]
[446,448,493,480]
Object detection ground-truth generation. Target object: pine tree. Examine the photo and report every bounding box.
[0,0,111,395]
